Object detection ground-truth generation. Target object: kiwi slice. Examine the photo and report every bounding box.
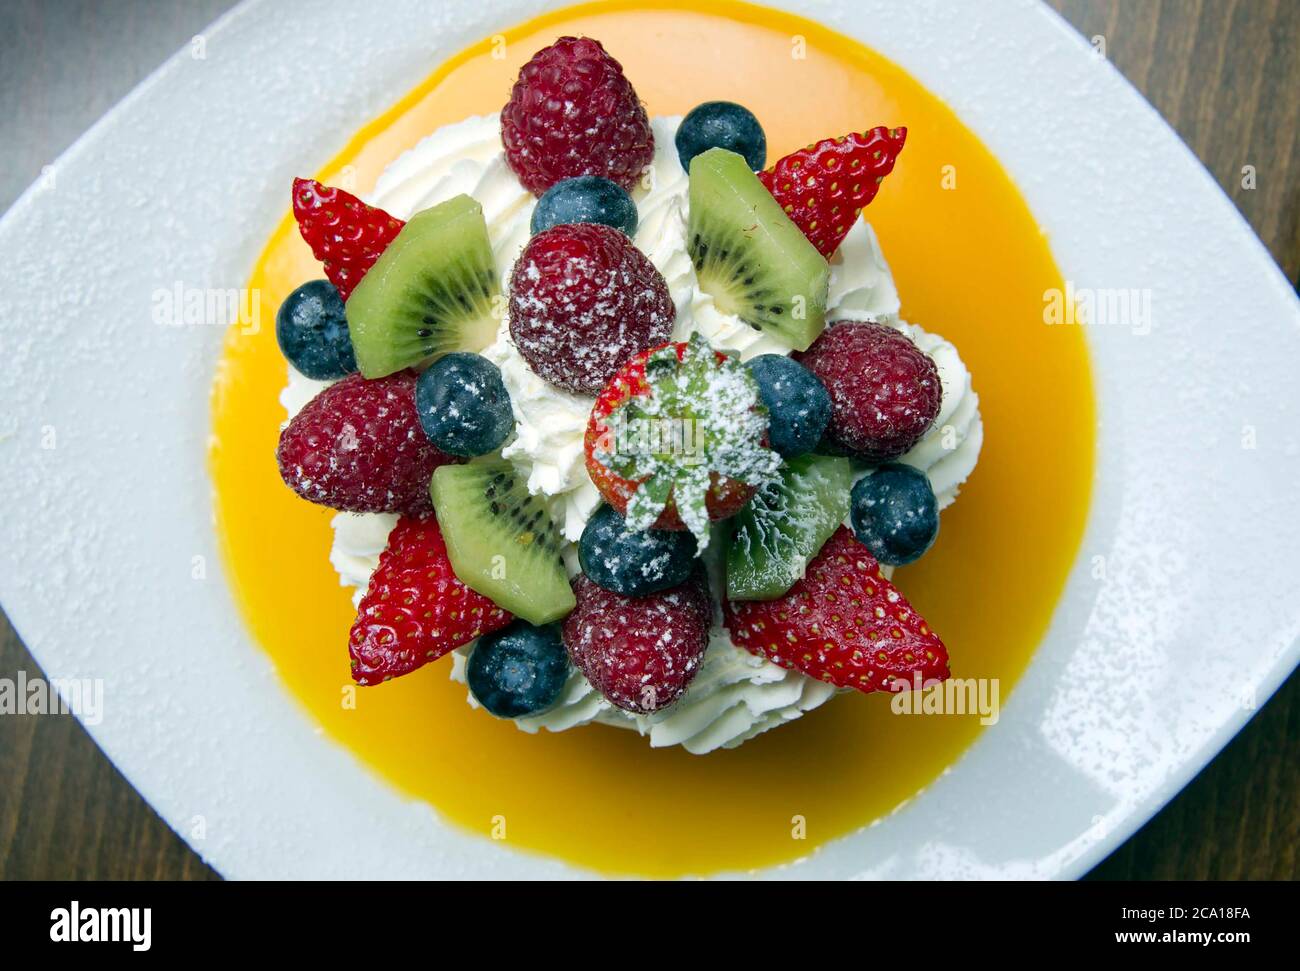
[726,454,851,601]
[688,148,830,352]
[345,194,500,378]
[430,460,576,626]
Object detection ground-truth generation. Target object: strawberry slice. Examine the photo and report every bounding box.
[348,514,513,685]
[291,177,404,300]
[758,127,907,259]
[723,526,948,693]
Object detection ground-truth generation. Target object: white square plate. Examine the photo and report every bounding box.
[0,0,1297,879]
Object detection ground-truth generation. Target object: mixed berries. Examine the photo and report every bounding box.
[270,34,959,729]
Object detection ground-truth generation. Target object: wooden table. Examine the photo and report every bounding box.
[0,0,1296,881]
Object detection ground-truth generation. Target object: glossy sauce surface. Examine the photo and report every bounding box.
[210,0,1095,876]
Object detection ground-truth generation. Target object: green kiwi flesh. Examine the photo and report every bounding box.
[430,460,575,625]
[346,194,500,378]
[687,148,829,352]
[726,454,851,600]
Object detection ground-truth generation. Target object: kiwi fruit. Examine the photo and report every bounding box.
[726,454,851,601]
[429,460,575,626]
[346,194,500,378]
[688,148,830,352]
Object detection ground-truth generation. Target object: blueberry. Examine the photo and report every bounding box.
[467,620,569,718]
[675,101,767,172]
[531,176,638,237]
[746,354,831,458]
[579,504,697,596]
[849,464,939,566]
[275,279,357,380]
[415,353,514,457]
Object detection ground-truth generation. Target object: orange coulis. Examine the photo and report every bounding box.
[210,0,1094,876]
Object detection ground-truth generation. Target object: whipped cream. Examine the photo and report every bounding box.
[281,113,982,754]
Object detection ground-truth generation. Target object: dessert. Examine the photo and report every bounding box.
[212,2,1095,875]
[272,36,983,754]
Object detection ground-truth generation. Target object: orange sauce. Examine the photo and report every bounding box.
[210,0,1094,876]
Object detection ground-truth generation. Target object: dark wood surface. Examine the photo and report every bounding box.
[0,0,1296,881]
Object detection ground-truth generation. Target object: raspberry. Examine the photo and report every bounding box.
[509,222,674,395]
[276,371,457,515]
[759,127,907,259]
[563,572,712,713]
[349,514,513,685]
[794,322,941,462]
[501,36,654,196]
[725,527,949,693]
[292,177,404,301]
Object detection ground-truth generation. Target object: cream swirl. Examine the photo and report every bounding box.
[279,111,982,753]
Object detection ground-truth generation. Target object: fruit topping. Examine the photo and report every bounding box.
[724,526,949,693]
[348,513,513,685]
[758,126,907,260]
[276,370,457,515]
[675,100,766,171]
[726,454,851,601]
[415,352,514,458]
[584,335,781,547]
[345,194,500,379]
[501,36,654,196]
[508,222,674,395]
[467,620,570,718]
[275,279,358,381]
[745,353,831,458]
[563,572,711,713]
[849,463,939,566]
[795,321,941,462]
[531,175,638,237]
[578,503,698,597]
[687,147,829,352]
[429,459,576,625]
[292,177,404,301]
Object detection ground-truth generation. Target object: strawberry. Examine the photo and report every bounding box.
[501,37,654,196]
[508,222,674,395]
[724,526,949,693]
[758,126,907,259]
[292,177,404,301]
[583,335,781,547]
[276,370,458,515]
[562,572,712,713]
[349,514,513,685]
